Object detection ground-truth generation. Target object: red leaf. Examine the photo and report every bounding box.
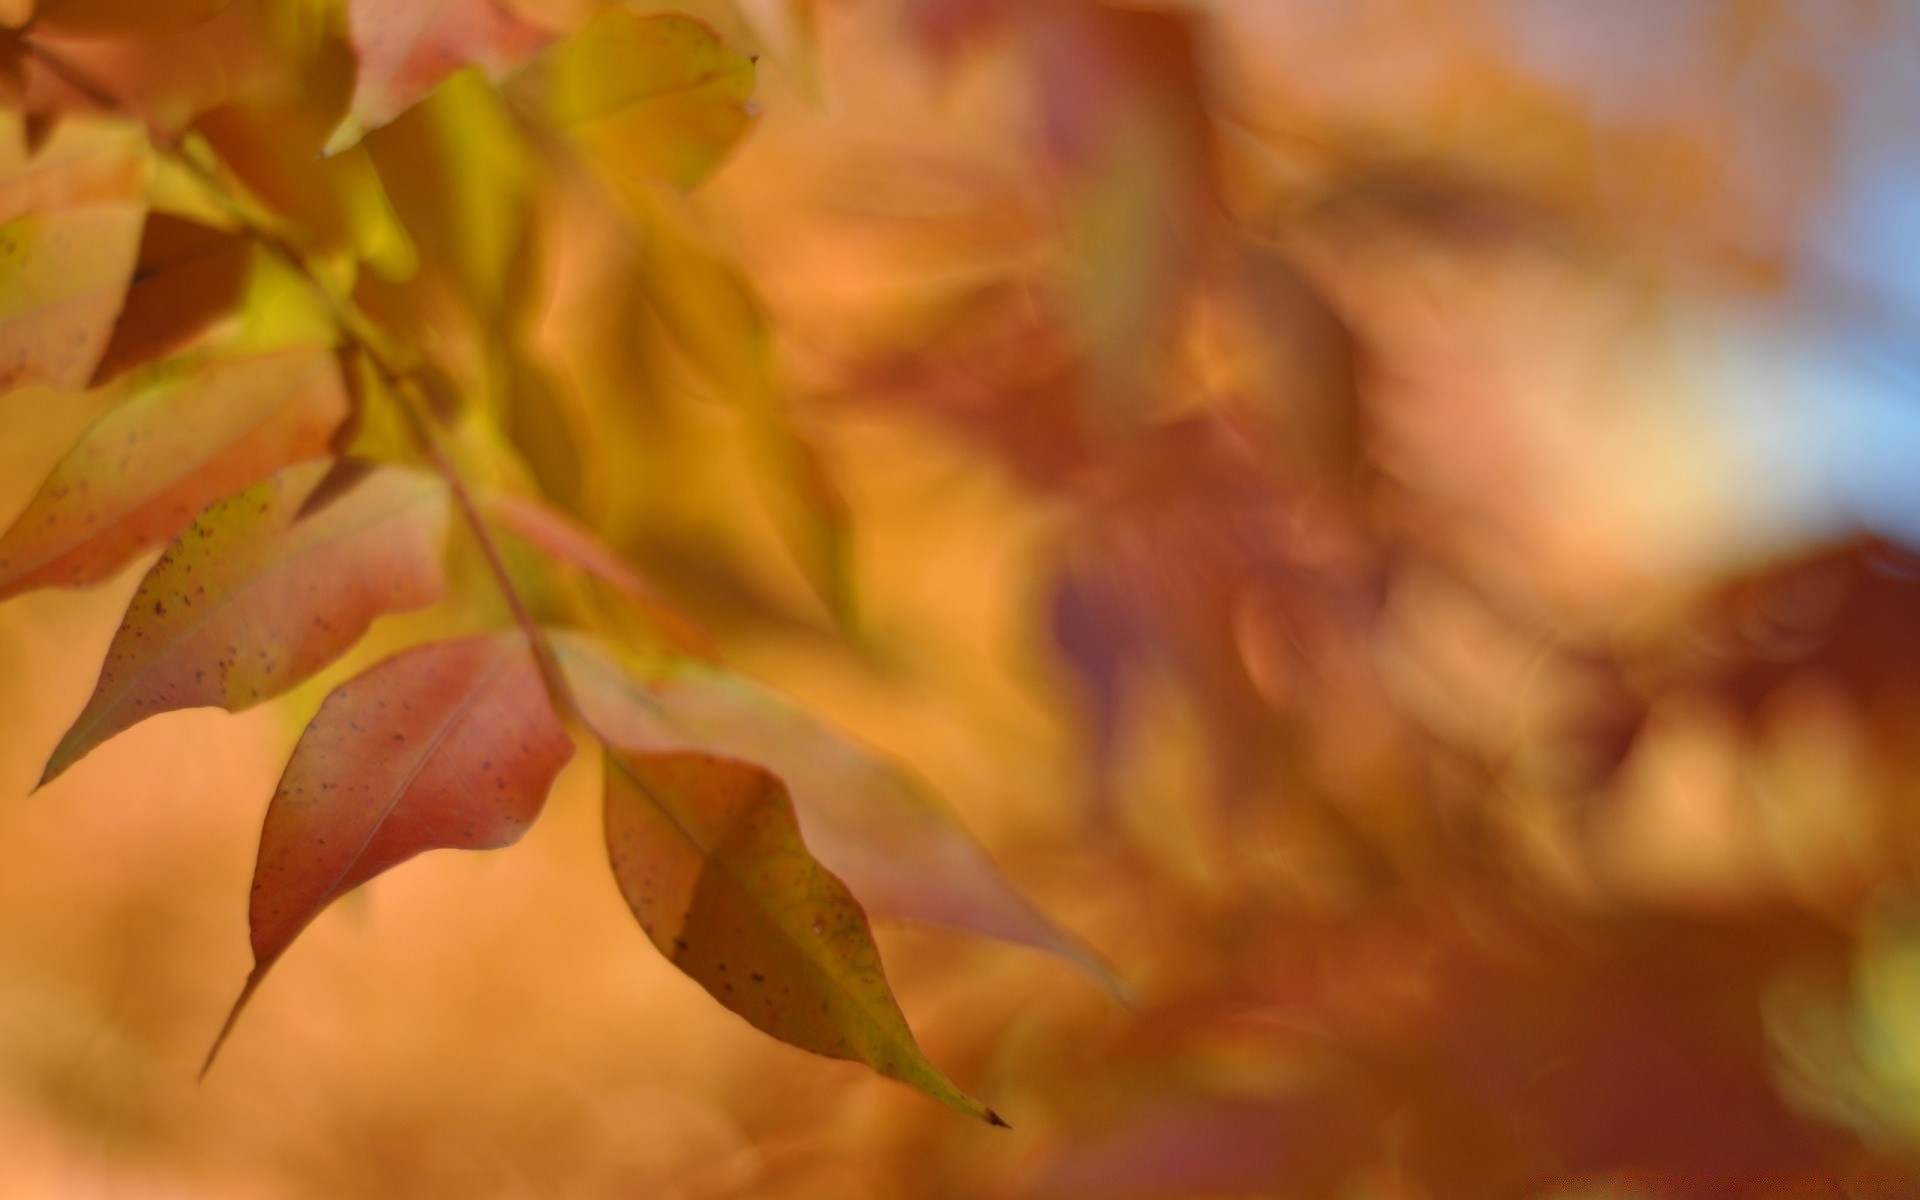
[0,346,350,601]
[203,632,573,1070]
[40,462,449,785]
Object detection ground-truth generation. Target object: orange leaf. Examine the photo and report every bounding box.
[557,632,1120,992]
[41,461,449,785]
[0,346,350,601]
[605,750,1005,1124]
[205,632,573,1070]
[330,0,553,154]
[0,118,150,392]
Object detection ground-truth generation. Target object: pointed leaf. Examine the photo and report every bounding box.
[42,462,450,785]
[0,346,350,601]
[331,0,553,154]
[556,633,1119,991]
[206,632,572,1068]
[480,491,716,659]
[605,749,1004,1124]
[549,11,756,191]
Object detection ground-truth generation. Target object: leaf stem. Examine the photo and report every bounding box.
[20,36,586,727]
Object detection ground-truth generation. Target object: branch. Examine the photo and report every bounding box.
[20,37,589,730]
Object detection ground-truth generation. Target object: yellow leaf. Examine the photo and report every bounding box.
[604,750,1005,1125]
[549,11,756,192]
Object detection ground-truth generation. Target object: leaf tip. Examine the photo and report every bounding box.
[198,970,263,1082]
[35,737,82,792]
[985,1108,1011,1130]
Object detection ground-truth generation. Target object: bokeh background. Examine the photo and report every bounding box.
[7,0,1920,1195]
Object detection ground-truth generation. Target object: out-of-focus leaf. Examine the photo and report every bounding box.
[0,346,349,601]
[0,117,150,391]
[32,0,227,37]
[630,200,855,623]
[556,632,1120,991]
[0,203,146,390]
[0,115,149,216]
[90,213,251,385]
[205,631,572,1069]
[480,490,716,658]
[549,10,755,192]
[603,749,1004,1124]
[40,461,449,785]
[328,0,552,155]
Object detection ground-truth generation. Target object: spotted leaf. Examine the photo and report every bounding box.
[41,461,450,785]
[0,346,350,601]
[605,749,1004,1125]
[205,632,573,1069]
[556,632,1118,991]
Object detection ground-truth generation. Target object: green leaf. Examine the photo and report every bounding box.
[0,346,350,601]
[549,11,756,192]
[604,749,1005,1125]
[556,632,1119,991]
[40,461,449,785]
[205,632,573,1071]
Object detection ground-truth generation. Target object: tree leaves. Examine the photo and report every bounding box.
[604,750,1004,1125]
[206,632,572,1069]
[0,117,150,392]
[40,461,449,785]
[548,11,755,192]
[329,0,553,155]
[0,0,1070,1128]
[556,632,1116,988]
[0,346,348,601]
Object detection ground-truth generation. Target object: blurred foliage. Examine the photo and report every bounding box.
[6,0,1920,1197]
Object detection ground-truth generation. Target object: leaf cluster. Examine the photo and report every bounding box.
[0,0,1095,1124]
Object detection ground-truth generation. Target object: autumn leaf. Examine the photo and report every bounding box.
[604,749,1005,1125]
[626,198,856,624]
[555,632,1119,991]
[0,346,349,601]
[480,490,715,659]
[204,631,573,1070]
[328,0,553,155]
[40,461,449,786]
[89,213,251,385]
[0,117,150,392]
[548,10,755,192]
